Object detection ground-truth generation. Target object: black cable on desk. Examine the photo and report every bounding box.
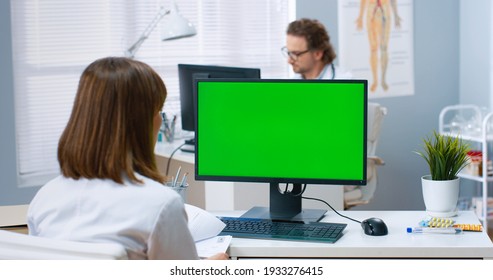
[302,196,362,224]
[283,183,362,224]
[165,143,186,176]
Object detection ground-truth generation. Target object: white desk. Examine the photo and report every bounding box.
[155,141,344,211]
[0,205,28,227]
[215,210,493,259]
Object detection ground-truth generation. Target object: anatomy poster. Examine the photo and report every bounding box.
[338,0,414,98]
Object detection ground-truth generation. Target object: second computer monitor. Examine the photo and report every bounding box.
[178,64,261,134]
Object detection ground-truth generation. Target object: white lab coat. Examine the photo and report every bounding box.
[27,175,198,260]
[294,63,353,80]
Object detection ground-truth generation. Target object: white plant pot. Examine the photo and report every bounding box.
[421,175,460,217]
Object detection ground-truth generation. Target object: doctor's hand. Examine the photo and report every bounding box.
[206,252,229,260]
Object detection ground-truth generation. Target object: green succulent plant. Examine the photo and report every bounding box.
[415,130,471,181]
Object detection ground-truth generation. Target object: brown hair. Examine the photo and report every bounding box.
[287,18,336,64]
[58,57,167,184]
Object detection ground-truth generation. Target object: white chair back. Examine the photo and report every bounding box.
[344,102,387,208]
[367,102,387,156]
[0,230,128,260]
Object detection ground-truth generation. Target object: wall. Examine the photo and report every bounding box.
[460,0,491,107]
[297,0,461,210]
[458,0,493,198]
[0,0,40,206]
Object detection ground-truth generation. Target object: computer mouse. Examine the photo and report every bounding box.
[361,217,388,236]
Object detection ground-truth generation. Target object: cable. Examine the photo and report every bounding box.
[302,196,362,224]
[165,143,186,176]
[290,183,306,196]
[277,184,287,195]
[281,183,306,196]
[281,183,360,223]
[276,183,361,224]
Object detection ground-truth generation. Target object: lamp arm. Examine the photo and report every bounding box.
[125,7,171,58]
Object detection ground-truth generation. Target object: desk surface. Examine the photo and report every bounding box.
[0,205,28,228]
[155,141,194,164]
[216,210,493,259]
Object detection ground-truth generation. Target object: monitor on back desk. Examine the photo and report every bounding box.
[178,64,261,152]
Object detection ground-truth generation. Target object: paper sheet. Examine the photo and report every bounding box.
[196,235,232,258]
[185,204,226,242]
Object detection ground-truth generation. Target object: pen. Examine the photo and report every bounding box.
[172,166,182,187]
[162,113,170,130]
[171,115,177,127]
[179,172,189,187]
[407,227,463,234]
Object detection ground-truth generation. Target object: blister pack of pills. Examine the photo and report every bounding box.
[419,217,483,231]
[419,217,455,228]
[453,224,483,232]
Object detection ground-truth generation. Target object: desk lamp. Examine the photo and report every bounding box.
[125,2,196,58]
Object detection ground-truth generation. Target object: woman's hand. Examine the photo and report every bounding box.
[206,252,229,260]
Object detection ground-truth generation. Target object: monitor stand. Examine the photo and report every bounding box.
[184,138,195,145]
[240,183,327,223]
[180,138,195,153]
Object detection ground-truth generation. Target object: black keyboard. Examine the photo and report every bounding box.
[219,217,347,243]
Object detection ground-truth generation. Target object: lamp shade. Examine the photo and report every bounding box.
[124,2,196,58]
[161,4,196,41]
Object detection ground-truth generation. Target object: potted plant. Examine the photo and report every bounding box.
[415,130,470,217]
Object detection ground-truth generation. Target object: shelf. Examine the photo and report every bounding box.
[440,132,493,142]
[477,215,493,222]
[458,173,493,182]
[439,104,492,230]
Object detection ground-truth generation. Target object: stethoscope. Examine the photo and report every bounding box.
[317,63,336,80]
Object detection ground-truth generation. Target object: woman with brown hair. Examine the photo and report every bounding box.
[27,57,226,260]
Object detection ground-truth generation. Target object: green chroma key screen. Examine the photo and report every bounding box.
[195,79,367,185]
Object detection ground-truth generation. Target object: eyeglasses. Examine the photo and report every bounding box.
[281,46,311,60]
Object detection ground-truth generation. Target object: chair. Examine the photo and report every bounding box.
[0,230,128,260]
[344,102,387,209]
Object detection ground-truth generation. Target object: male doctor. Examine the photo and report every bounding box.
[283,18,351,80]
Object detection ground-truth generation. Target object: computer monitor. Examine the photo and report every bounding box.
[195,79,367,223]
[177,64,261,147]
